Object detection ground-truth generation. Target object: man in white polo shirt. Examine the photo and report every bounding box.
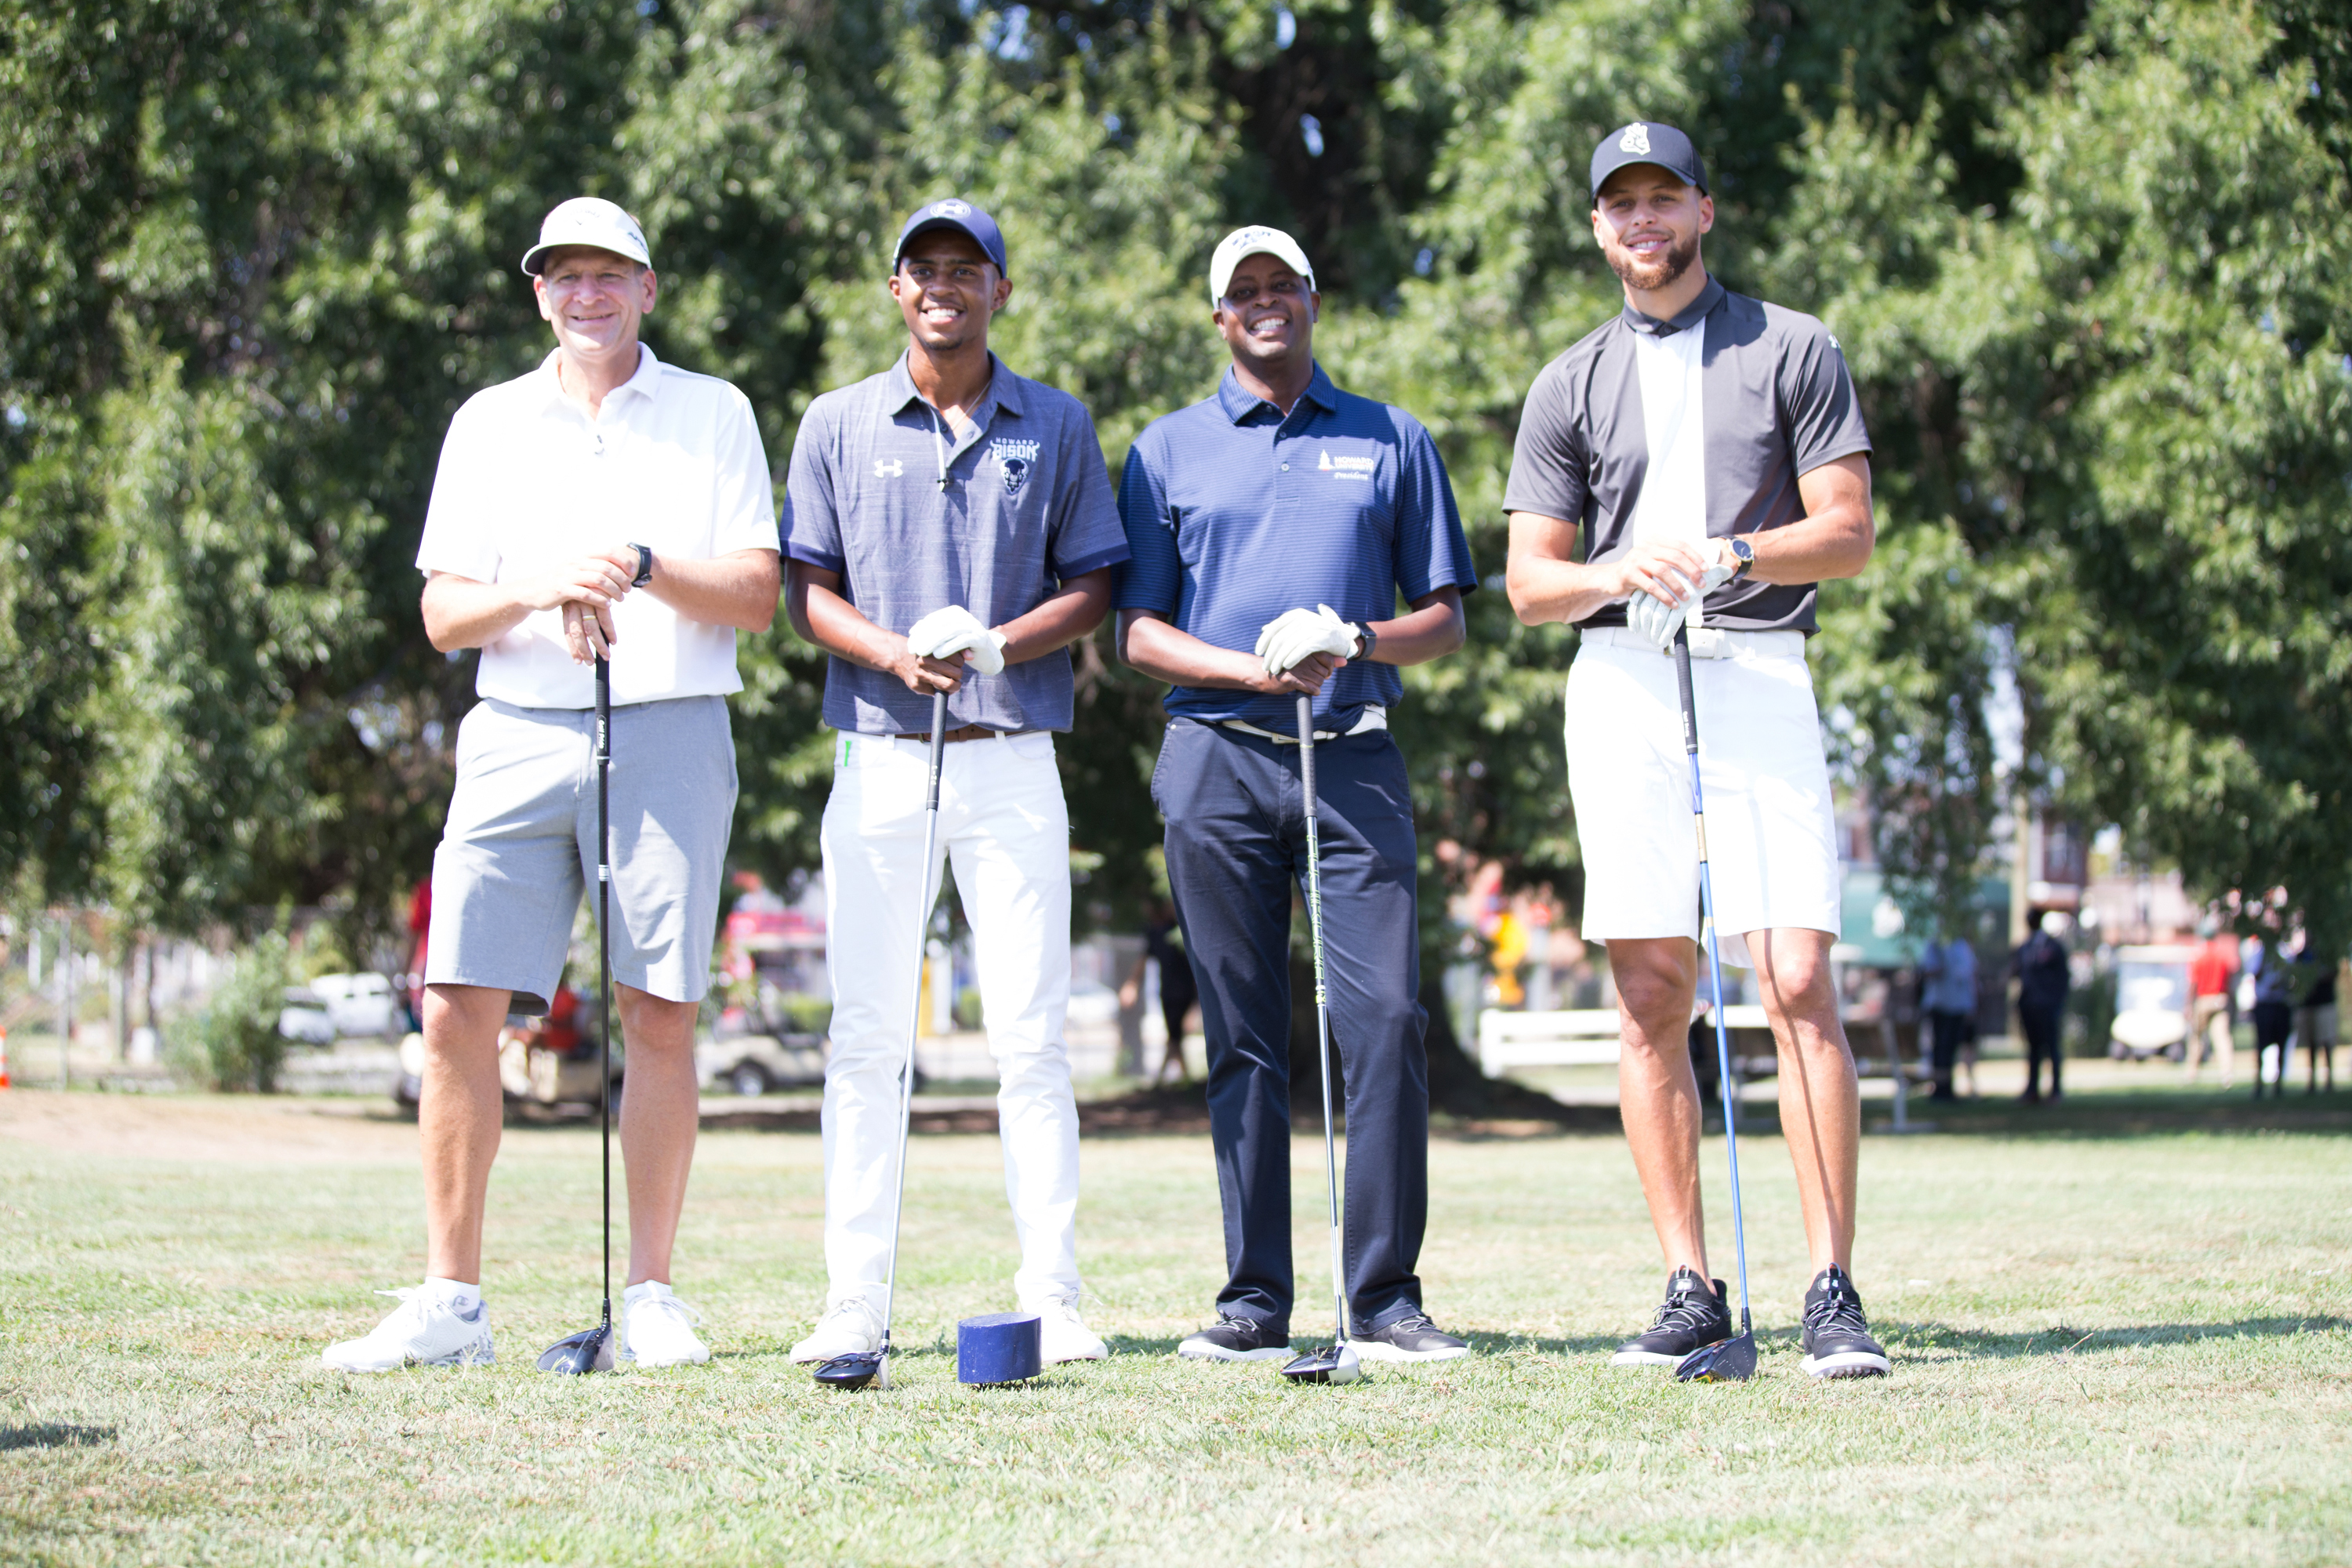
[1504,124,1889,1378]
[322,198,781,1373]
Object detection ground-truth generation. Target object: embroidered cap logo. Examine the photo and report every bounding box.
[1619,123,1651,155]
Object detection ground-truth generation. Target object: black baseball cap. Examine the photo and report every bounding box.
[1589,122,1709,201]
[894,198,1010,277]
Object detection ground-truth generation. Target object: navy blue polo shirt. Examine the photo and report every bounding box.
[1115,362,1476,731]
[782,352,1130,735]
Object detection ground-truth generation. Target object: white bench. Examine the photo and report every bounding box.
[1475,1005,1775,1075]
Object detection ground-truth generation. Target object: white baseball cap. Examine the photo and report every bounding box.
[521,197,653,277]
[1208,225,1316,306]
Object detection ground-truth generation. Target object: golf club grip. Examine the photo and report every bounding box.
[924,690,948,811]
[1671,627,1697,757]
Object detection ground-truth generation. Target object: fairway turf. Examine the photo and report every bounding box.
[2,1087,2347,1566]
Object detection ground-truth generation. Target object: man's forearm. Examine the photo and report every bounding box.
[423,575,535,652]
[997,569,1112,665]
[1117,611,1270,691]
[645,549,781,633]
[1363,589,1465,666]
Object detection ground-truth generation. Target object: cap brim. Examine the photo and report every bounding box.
[519,239,652,277]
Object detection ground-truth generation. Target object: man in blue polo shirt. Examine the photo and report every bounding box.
[1116,226,1479,1364]
[781,198,1130,1366]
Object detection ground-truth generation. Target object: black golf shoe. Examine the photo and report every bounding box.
[1350,1311,1471,1363]
[1799,1265,1891,1378]
[1177,1314,1294,1362]
[1611,1268,1732,1367]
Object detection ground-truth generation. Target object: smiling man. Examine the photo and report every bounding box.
[1503,123,1887,1377]
[1116,226,1479,1366]
[780,198,1128,1367]
[325,197,782,1373]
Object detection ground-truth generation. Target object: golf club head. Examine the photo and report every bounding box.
[1279,1343,1363,1385]
[1675,1331,1758,1383]
[536,1323,615,1375]
[812,1350,890,1391]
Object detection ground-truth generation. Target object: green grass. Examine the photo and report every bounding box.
[2,1084,2349,1566]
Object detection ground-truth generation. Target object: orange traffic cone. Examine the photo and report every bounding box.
[0,1026,11,1088]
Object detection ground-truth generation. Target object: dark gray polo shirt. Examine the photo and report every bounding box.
[782,352,1129,735]
[1502,278,1871,634]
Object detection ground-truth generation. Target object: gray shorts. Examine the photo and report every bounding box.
[426,695,736,1009]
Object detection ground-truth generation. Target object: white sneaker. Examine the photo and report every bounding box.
[322,1288,495,1373]
[1032,1295,1107,1363]
[622,1282,710,1367]
[789,1297,884,1363]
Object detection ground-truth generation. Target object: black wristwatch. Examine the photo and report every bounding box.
[1353,621,1379,662]
[628,543,655,587]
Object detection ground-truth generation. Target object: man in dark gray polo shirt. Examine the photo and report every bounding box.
[1504,122,1889,1378]
[781,198,1130,1367]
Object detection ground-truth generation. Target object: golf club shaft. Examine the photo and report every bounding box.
[878,688,950,1348]
[1672,628,1752,1336]
[595,655,612,1335]
[1296,695,1348,1348]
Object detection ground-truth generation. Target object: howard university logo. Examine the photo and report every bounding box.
[991,437,1041,498]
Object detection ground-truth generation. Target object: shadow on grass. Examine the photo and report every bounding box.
[1460,1330,1628,1357]
[1867,1087,2352,1139]
[1890,1315,2352,1359]
[0,1424,115,1451]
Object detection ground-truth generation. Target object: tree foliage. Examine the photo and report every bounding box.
[5,0,2348,960]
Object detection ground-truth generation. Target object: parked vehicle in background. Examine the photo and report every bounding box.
[2109,944,2198,1061]
[695,1032,827,1097]
[279,972,404,1044]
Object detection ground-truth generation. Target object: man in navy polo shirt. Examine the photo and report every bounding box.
[1116,226,1479,1365]
[781,198,1130,1366]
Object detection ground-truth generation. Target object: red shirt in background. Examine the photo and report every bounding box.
[2188,938,2236,1000]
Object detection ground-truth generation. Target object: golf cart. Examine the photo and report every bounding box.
[392,985,617,1111]
[696,1030,827,1097]
[2108,943,2198,1061]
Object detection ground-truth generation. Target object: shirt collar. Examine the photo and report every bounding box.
[1618,278,1725,339]
[1217,360,1338,424]
[535,342,661,410]
[884,350,1024,421]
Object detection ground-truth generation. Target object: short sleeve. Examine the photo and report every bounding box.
[781,398,845,575]
[1047,408,1132,581]
[1391,418,1478,601]
[707,388,781,557]
[1783,322,1872,474]
[416,397,504,582]
[1113,437,1181,614]
[1500,360,1590,524]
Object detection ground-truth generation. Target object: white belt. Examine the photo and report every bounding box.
[1220,705,1388,745]
[1581,625,1804,660]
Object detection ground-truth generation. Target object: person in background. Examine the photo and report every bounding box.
[2183,918,2237,1087]
[2292,935,2336,1094]
[1117,897,1197,1085]
[402,880,432,1033]
[2011,912,2071,1103]
[2249,937,2297,1098]
[1917,931,1977,1102]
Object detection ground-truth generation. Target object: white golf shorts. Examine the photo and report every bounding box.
[426,695,735,1008]
[1564,627,1840,966]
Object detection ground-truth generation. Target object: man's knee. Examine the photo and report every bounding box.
[1612,943,1697,1032]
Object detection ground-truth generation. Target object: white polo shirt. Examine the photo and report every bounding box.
[416,343,779,709]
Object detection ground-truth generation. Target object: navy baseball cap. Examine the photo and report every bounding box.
[894,198,1009,277]
[1589,122,1709,201]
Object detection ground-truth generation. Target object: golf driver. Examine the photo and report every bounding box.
[1280,693,1363,1388]
[815,688,949,1392]
[539,654,618,1375]
[1668,626,1759,1385]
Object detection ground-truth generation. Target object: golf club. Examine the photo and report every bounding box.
[1668,626,1759,1384]
[815,688,950,1392]
[539,653,618,1376]
[1280,693,1363,1388]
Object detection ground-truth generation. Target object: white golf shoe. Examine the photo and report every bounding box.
[789,1297,884,1363]
[321,1288,495,1373]
[622,1282,710,1367]
[1033,1295,1107,1363]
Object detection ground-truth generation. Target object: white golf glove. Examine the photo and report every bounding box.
[1627,557,1736,650]
[906,604,1008,676]
[1255,604,1360,676]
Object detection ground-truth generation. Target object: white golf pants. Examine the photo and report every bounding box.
[818,728,1080,1313]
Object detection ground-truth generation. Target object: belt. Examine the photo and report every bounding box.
[1581,625,1803,660]
[891,724,1033,743]
[1219,705,1387,746]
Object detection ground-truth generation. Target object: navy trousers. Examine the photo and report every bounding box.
[1154,717,1429,1335]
